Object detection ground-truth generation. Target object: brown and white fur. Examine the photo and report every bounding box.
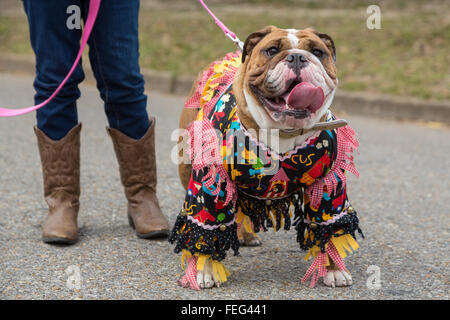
[178,26,352,289]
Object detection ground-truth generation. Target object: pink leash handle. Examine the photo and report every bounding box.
[0,0,102,117]
[197,0,244,50]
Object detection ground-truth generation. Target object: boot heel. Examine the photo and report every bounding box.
[128,215,136,229]
[107,119,170,239]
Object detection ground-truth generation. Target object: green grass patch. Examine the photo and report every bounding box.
[0,16,32,54]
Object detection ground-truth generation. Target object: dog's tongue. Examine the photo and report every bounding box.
[285,82,325,112]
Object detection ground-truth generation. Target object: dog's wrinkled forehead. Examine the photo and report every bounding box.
[242,26,337,79]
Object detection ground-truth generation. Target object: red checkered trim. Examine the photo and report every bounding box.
[306,124,359,208]
[178,256,200,290]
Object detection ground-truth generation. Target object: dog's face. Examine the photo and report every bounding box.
[240,26,338,131]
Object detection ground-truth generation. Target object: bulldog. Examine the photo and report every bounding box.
[171,26,362,290]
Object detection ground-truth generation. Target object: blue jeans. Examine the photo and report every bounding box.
[23,0,149,140]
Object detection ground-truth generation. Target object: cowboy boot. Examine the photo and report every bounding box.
[107,117,170,239]
[34,124,81,245]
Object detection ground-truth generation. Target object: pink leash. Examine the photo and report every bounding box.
[197,0,244,50]
[0,0,238,118]
[0,0,101,117]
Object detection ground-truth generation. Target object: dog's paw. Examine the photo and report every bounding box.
[238,232,262,247]
[196,259,220,289]
[237,226,262,247]
[237,215,262,247]
[323,269,353,287]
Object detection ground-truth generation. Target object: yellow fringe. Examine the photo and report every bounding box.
[235,209,244,223]
[180,250,231,284]
[236,210,254,234]
[331,233,359,259]
[196,108,204,120]
[304,245,330,266]
[200,55,241,109]
[211,259,231,283]
[304,233,359,265]
[243,216,253,234]
[181,249,193,270]
[268,208,276,231]
[196,255,208,271]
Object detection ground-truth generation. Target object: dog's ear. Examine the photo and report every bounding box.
[242,26,274,63]
[315,31,336,62]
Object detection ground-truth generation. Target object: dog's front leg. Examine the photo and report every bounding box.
[197,255,229,288]
[301,180,362,287]
[178,251,230,290]
[236,210,262,247]
[169,164,239,290]
[197,258,216,288]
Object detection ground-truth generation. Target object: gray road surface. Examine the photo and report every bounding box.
[0,73,448,300]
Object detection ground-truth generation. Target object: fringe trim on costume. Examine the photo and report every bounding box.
[183,52,241,206]
[185,119,236,205]
[178,250,231,290]
[294,207,363,253]
[185,51,241,115]
[237,191,303,233]
[304,233,359,262]
[236,210,255,234]
[301,234,359,288]
[306,125,359,208]
[302,249,328,288]
[302,240,345,288]
[169,214,240,262]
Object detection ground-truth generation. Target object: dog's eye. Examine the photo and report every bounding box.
[266,47,279,57]
[312,49,324,58]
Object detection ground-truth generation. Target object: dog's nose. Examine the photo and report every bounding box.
[286,53,308,69]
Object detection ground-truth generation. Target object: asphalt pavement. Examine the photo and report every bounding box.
[0,73,448,300]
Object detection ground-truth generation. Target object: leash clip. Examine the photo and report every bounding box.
[226,33,244,51]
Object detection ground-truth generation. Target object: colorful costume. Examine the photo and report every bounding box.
[169,52,363,288]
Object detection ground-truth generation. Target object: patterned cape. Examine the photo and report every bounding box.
[169,52,363,286]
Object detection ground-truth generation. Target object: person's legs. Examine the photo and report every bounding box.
[23,0,84,244]
[23,0,84,140]
[86,0,169,238]
[83,0,149,139]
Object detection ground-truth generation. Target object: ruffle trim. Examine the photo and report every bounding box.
[169,214,240,262]
[306,125,359,208]
[185,118,236,206]
[185,51,241,115]
[183,52,241,207]
[294,206,364,253]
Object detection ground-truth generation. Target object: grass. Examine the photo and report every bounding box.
[0,0,449,100]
